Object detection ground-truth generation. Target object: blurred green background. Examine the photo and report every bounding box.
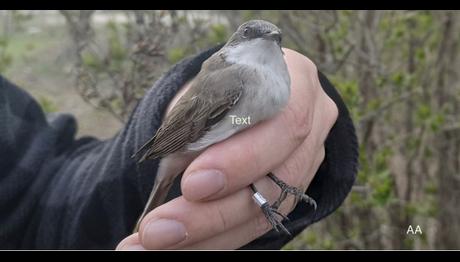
[1,10,459,250]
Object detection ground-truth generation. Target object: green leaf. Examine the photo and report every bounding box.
[370,169,393,206]
[416,104,431,121]
[82,53,103,71]
[167,47,187,64]
[430,113,445,132]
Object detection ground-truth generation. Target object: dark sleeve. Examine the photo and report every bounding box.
[240,71,359,249]
[0,45,222,250]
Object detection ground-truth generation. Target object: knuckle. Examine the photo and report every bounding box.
[322,94,339,126]
[290,154,308,185]
[288,48,318,74]
[277,158,303,187]
[298,55,318,83]
[215,205,230,232]
[195,203,230,235]
[319,146,326,160]
[283,103,312,144]
[304,57,318,74]
[314,147,326,169]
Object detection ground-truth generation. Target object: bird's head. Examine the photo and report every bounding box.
[225,20,282,48]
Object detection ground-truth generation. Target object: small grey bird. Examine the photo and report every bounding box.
[132,20,316,234]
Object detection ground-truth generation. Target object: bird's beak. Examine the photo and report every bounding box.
[263,31,282,46]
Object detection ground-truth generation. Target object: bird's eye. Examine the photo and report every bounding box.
[242,28,250,38]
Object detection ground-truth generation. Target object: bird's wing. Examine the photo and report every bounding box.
[134,65,244,162]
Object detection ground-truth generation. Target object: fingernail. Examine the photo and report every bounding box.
[184,169,226,200]
[142,219,187,249]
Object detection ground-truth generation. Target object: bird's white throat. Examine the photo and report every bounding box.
[225,38,285,68]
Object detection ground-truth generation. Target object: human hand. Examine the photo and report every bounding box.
[116,48,338,250]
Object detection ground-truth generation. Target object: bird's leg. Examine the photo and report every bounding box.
[250,183,291,236]
[271,190,288,210]
[268,172,317,210]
